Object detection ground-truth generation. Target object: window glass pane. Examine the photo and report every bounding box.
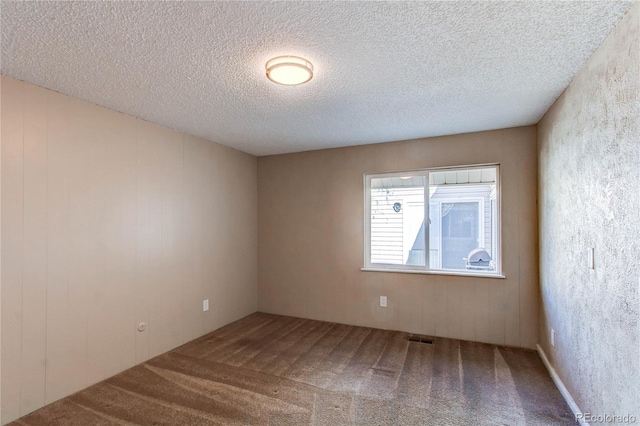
[370,176,425,266]
[441,202,479,269]
[428,167,497,272]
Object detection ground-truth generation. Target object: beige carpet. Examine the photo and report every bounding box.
[11,313,576,425]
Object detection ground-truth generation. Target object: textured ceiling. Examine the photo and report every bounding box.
[1,1,634,156]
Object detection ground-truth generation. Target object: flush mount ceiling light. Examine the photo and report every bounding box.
[265,56,313,86]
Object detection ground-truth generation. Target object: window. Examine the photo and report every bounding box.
[364,165,501,276]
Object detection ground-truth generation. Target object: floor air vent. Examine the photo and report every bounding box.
[408,335,434,344]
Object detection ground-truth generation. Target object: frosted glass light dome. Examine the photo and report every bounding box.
[266,56,313,86]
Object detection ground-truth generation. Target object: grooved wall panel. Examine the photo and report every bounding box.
[20,77,48,416]
[0,75,258,424]
[258,127,538,349]
[1,71,25,424]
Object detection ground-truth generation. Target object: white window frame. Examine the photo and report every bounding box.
[363,164,503,278]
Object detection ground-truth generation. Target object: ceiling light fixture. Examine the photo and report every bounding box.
[265,56,313,86]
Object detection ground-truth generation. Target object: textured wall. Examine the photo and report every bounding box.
[1,76,258,424]
[258,127,538,349]
[538,2,639,420]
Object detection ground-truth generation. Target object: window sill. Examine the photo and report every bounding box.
[361,267,506,279]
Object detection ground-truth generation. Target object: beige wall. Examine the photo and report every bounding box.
[0,76,258,424]
[0,74,3,425]
[538,2,639,419]
[258,126,538,349]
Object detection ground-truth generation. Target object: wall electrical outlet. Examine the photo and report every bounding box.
[380,296,387,308]
[203,299,209,312]
[551,328,555,347]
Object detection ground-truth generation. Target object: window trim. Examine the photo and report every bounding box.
[363,163,503,278]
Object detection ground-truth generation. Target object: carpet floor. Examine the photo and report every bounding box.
[11,313,576,425]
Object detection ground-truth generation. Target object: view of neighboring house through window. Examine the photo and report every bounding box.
[365,165,500,275]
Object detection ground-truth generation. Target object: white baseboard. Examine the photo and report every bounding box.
[536,344,586,426]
